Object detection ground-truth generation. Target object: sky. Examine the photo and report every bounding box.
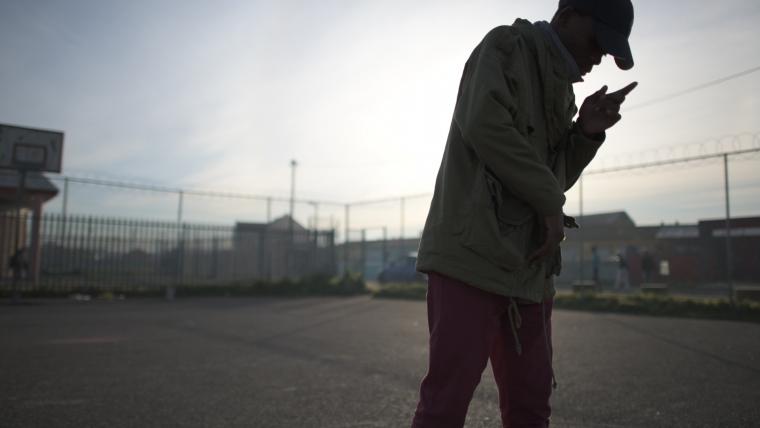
[1,0,759,239]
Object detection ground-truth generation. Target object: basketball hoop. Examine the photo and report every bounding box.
[0,124,63,173]
[12,143,48,171]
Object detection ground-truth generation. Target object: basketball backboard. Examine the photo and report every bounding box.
[0,124,64,173]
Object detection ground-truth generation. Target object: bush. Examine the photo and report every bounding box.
[369,285,760,324]
[373,282,427,300]
[173,273,368,297]
[553,292,760,323]
[329,272,367,295]
[1,273,369,299]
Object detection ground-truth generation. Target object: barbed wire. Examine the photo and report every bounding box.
[41,133,760,207]
[585,134,760,176]
[46,174,345,207]
[349,133,760,204]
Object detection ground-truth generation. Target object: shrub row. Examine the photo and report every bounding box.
[553,292,760,323]
[0,272,368,299]
[370,283,760,323]
[373,282,428,300]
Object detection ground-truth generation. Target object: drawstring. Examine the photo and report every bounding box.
[508,297,558,390]
[507,298,523,356]
[542,301,558,390]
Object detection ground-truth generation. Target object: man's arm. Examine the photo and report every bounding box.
[563,123,604,191]
[564,82,638,190]
[454,29,566,217]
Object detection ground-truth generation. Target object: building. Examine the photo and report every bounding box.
[697,216,760,283]
[234,215,336,281]
[561,211,660,286]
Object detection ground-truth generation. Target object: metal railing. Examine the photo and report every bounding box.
[0,212,336,289]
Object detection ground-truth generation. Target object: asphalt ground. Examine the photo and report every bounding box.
[1,296,759,428]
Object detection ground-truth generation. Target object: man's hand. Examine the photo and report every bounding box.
[577,82,638,137]
[528,213,565,264]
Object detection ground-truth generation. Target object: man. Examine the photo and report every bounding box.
[641,250,655,283]
[9,248,28,282]
[411,1,636,427]
[615,251,630,290]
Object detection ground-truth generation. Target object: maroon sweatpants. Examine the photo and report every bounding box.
[412,272,554,428]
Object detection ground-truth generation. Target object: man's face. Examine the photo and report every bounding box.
[556,9,605,76]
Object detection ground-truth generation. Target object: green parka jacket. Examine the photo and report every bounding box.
[415,19,604,303]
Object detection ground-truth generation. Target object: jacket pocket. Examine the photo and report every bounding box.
[511,109,534,138]
[460,167,538,271]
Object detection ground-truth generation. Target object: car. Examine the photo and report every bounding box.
[377,252,427,284]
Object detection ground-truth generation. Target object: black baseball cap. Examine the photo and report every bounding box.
[559,0,635,70]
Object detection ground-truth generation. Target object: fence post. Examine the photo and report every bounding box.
[329,230,336,276]
[86,216,93,283]
[212,235,219,281]
[62,177,69,217]
[579,175,585,284]
[382,226,388,270]
[360,228,367,278]
[344,204,350,274]
[11,170,27,303]
[61,177,69,242]
[177,191,184,224]
[723,154,734,305]
[168,192,183,301]
[29,201,43,287]
[311,202,319,230]
[400,197,406,239]
[168,221,182,301]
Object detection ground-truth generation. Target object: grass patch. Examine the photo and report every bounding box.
[370,283,760,323]
[554,292,760,323]
[0,272,368,300]
[372,282,427,300]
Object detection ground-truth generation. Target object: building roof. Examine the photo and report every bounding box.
[699,216,760,230]
[0,170,59,194]
[267,215,307,232]
[235,215,307,233]
[711,227,760,237]
[575,211,636,229]
[635,225,661,240]
[564,211,640,241]
[655,225,700,239]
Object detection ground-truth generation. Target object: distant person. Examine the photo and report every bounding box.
[614,252,629,290]
[411,0,636,427]
[641,250,655,283]
[9,248,28,281]
[591,245,600,284]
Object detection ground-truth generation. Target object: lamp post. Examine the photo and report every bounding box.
[289,159,297,231]
[288,159,297,275]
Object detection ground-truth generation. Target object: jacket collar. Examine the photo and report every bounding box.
[512,19,578,149]
[534,21,583,83]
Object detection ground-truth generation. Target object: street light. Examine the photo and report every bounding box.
[288,159,298,276]
[289,159,297,233]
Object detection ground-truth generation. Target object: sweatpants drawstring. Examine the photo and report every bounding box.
[507,298,522,356]
[542,301,558,390]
